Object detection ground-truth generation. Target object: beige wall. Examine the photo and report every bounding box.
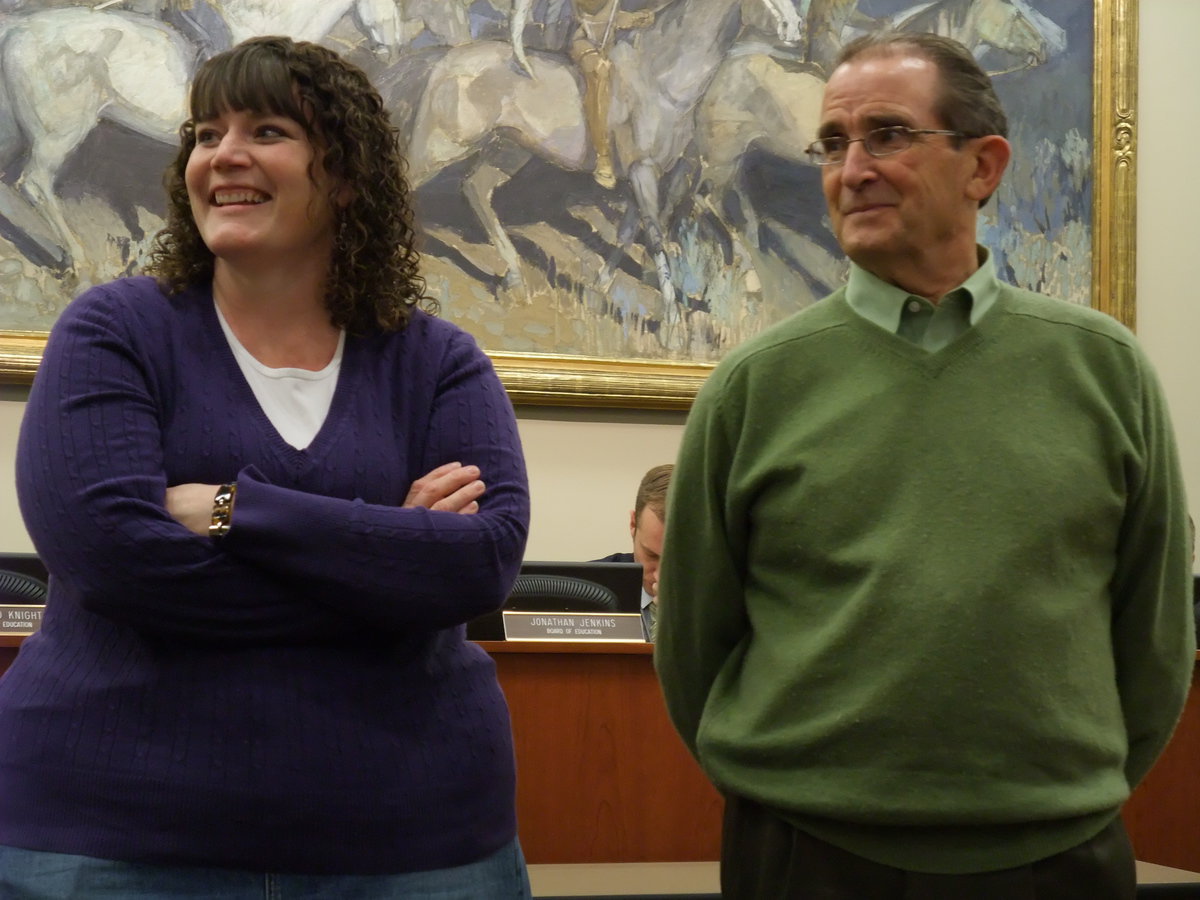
[2,1,1198,570]
[1137,0,1200,564]
[516,406,684,558]
[0,392,25,551]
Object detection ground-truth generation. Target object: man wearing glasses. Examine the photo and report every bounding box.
[655,31,1193,900]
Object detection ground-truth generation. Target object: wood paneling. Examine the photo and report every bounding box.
[1122,660,1200,871]
[0,636,20,674]
[480,641,723,864]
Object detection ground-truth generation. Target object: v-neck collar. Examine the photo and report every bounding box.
[833,289,996,376]
[198,287,356,465]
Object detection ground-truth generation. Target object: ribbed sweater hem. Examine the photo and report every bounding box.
[0,760,516,875]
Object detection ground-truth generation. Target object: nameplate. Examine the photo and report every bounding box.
[502,611,645,642]
[0,604,44,635]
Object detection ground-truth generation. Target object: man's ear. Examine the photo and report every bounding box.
[966,135,1011,205]
[629,509,638,540]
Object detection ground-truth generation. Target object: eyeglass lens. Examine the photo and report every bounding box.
[812,127,913,163]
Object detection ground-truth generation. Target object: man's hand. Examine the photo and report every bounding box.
[403,462,486,515]
[166,483,223,536]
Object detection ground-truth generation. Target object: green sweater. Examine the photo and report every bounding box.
[655,276,1194,874]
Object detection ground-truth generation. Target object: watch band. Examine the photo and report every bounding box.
[209,483,237,539]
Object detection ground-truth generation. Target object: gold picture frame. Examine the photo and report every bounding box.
[0,0,1137,411]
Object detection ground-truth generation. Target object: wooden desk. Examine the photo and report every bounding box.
[0,635,723,864]
[479,641,723,864]
[1121,654,1200,871]
[0,635,21,674]
[3,635,1198,870]
[484,642,1200,870]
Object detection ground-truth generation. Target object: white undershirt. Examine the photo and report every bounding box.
[215,301,344,450]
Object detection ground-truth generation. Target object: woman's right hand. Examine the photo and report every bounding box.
[403,462,485,515]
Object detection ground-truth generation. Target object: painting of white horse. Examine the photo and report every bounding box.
[0,0,1108,383]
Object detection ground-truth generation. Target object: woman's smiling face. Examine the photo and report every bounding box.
[185,107,342,269]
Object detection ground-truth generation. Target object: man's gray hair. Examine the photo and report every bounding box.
[835,31,1009,141]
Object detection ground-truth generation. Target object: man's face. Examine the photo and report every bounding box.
[630,507,665,598]
[818,53,980,280]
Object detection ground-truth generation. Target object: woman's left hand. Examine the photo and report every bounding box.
[403,462,485,515]
[166,483,222,536]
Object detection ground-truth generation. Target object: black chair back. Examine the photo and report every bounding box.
[0,569,47,604]
[506,573,620,613]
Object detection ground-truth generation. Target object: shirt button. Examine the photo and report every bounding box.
[907,300,922,313]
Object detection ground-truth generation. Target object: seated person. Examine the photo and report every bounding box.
[596,464,672,641]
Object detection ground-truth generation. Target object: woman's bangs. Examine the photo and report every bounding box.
[189,49,304,124]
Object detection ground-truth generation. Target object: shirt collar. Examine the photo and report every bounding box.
[845,246,1000,334]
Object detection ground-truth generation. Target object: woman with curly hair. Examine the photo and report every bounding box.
[0,36,532,897]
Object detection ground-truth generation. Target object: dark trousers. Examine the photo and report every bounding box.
[721,794,1136,900]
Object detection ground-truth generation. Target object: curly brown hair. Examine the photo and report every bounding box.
[145,35,434,332]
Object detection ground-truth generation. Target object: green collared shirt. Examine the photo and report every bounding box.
[845,247,1000,352]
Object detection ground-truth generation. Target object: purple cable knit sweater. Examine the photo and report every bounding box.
[0,276,530,874]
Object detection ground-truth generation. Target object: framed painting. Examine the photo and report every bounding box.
[0,0,1137,409]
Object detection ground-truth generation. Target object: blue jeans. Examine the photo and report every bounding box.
[0,838,531,899]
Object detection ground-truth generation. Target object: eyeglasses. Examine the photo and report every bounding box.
[805,126,974,166]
